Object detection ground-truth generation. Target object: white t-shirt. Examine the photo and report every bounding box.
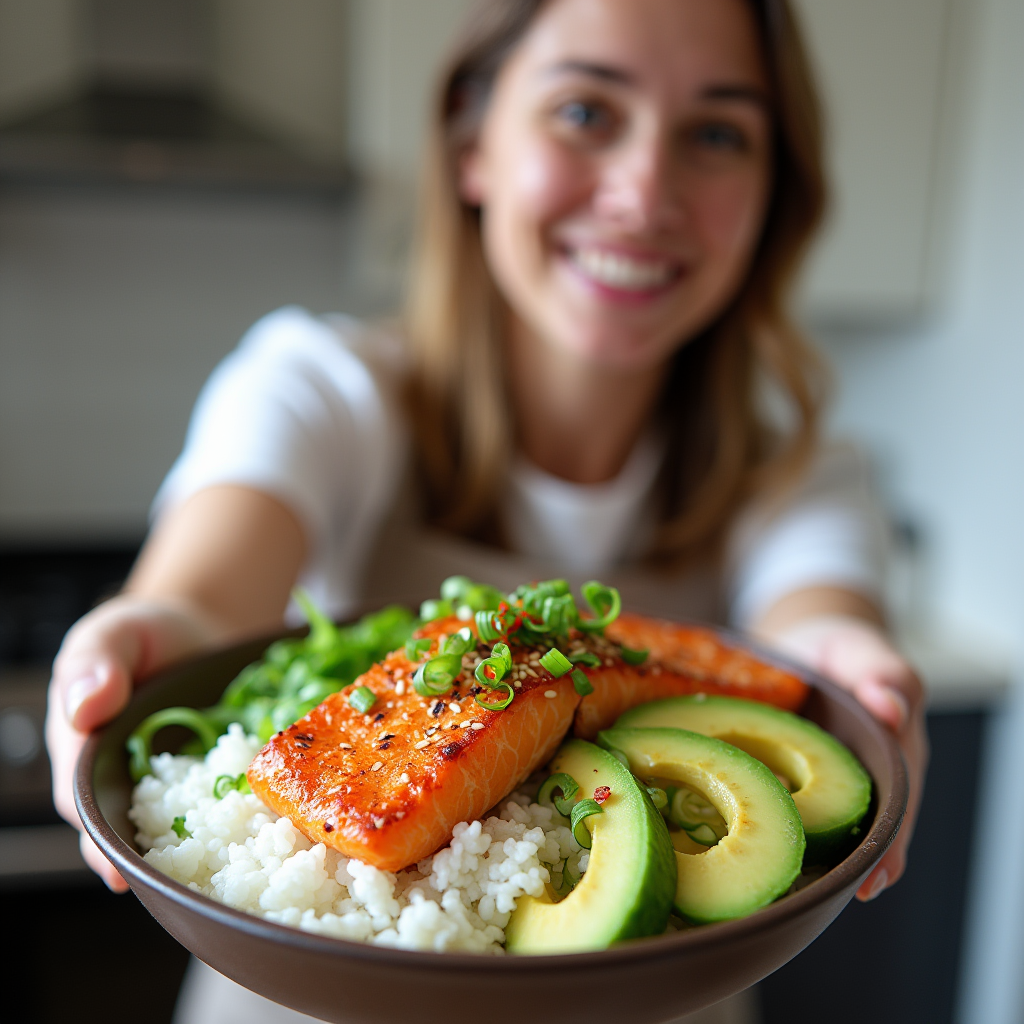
[155,306,886,628]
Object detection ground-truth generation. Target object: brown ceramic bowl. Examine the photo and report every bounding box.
[76,628,906,1024]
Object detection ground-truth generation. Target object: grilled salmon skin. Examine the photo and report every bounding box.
[247,619,579,871]
[248,614,809,870]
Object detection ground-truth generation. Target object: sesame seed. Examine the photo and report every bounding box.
[449,702,462,713]
[338,742,352,750]
[372,816,385,829]
[449,722,460,730]
[460,720,473,729]
[414,740,430,749]
[395,680,406,696]
[470,722,484,731]
[371,761,384,771]
[544,690,557,698]
[525,667,538,678]
[514,680,522,688]
[399,772,410,783]
[426,727,438,736]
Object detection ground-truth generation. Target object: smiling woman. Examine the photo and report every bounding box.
[45,1,926,1022]
[407,0,826,553]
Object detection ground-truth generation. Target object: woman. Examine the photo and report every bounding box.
[46,0,925,1020]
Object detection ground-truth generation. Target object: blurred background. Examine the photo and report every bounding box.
[0,1,1021,1022]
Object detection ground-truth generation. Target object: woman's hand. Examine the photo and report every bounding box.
[45,595,222,891]
[44,485,308,890]
[759,604,927,901]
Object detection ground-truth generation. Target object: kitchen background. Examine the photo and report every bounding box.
[0,1,1020,1022]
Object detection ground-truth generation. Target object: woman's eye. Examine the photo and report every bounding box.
[691,122,748,152]
[556,100,612,133]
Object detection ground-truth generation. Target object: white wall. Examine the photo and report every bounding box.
[0,186,361,539]
[822,0,1024,655]
[212,0,347,160]
[0,0,85,122]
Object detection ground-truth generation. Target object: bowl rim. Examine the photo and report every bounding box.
[75,623,908,972]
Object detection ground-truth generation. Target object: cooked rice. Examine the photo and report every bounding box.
[129,724,588,953]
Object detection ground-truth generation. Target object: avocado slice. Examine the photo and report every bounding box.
[616,695,872,860]
[505,739,676,953]
[599,727,805,923]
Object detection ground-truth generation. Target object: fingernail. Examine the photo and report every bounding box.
[65,673,106,725]
[865,869,889,901]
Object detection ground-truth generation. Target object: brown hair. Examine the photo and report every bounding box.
[404,0,828,562]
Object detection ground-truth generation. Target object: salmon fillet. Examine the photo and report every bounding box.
[572,613,809,738]
[248,614,809,870]
[247,618,579,871]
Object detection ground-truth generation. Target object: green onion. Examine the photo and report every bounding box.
[539,648,572,677]
[420,598,454,622]
[213,774,237,799]
[440,575,473,602]
[686,824,719,847]
[127,707,221,782]
[570,798,604,849]
[405,637,432,661]
[443,627,474,656]
[577,581,622,632]
[474,683,515,711]
[571,668,594,696]
[619,645,649,666]
[475,610,503,642]
[569,650,601,668]
[171,816,191,839]
[213,773,251,799]
[646,786,668,810]
[474,642,512,687]
[537,772,580,816]
[348,686,377,714]
[413,653,462,696]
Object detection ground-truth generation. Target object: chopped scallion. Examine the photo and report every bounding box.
[619,645,649,666]
[571,668,594,696]
[348,686,377,714]
[171,815,191,839]
[539,648,572,677]
[413,653,462,696]
[537,772,580,816]
[570,798,604,849]
[569,650,601,668]
[474,683,514,711]
[405,637,432,662]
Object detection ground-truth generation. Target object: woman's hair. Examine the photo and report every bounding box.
[404,0,828,562]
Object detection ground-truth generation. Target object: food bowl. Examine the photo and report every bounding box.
[75,628,906,1024]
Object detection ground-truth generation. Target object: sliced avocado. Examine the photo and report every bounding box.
[599,727,804,923]
[505,739,676,953]
[616,695,872,860]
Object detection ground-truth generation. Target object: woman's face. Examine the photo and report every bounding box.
[461,0,773,373]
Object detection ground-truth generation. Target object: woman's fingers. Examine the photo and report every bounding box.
[45,596,222,886]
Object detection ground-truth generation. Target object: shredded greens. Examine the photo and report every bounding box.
[126,593,416,781]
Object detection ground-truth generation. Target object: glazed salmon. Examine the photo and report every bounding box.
[571,614,809,739]
[248,613,809,870]
[247,618,579,871]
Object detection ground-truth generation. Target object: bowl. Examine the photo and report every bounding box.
[75,628,907,1024]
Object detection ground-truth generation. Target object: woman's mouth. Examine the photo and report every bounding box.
[567,246,681,295]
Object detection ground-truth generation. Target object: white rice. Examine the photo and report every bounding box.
[129,724,588,953]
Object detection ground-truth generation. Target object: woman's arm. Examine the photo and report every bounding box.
[45,484,306,890]
[752,585,928,902]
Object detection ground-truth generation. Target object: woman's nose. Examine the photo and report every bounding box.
[592,132,684,234]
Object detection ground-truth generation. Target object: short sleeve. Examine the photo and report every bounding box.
[153,306,406,618]
[726,443,889,628]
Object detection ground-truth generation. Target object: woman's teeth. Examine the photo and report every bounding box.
[570,248,676,291]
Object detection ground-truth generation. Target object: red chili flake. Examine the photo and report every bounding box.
[594,786,611,804]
